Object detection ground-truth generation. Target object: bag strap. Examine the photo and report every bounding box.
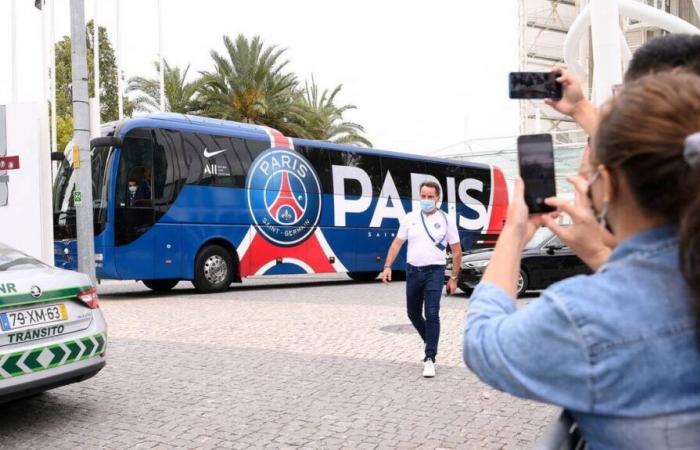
[420,210,448,247]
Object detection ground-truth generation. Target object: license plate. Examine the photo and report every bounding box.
[0,304,68,331]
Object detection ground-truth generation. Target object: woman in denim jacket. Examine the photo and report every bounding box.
[463,71,700,449]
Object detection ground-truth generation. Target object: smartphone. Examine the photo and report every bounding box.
[509,71,562,100]
[517,134,556,213]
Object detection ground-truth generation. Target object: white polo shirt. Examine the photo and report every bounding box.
[397,209,460,267]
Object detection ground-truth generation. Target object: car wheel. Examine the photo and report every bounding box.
[457,281,474,296]
[516,269,529,298]
[143,279,179,292]
[348,271,380,282]
[193,245,234,293]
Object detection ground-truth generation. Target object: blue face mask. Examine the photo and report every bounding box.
[420,199,436,213]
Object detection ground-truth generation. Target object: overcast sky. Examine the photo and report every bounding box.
[0,0,521,155]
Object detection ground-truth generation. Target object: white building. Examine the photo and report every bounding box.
[440,0,700,199]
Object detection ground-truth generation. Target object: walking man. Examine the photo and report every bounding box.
[382,181,462,377]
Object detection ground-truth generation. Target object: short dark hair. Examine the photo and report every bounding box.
[419,180,441,198]
[625,34,700,82]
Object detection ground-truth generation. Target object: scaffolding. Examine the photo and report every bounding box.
[519,0,584,141]
[439,0,700,193]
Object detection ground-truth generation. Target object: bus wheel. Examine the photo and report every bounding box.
[143,279,179,292]
[347,271,380,282]
[193,245,233,293]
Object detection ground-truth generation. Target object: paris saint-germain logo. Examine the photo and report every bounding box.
[246,148,322,246]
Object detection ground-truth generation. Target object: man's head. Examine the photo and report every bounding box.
[128,179,138,193]
[419,181,441,213]
[625,33,700,82]
[419,181,441,200]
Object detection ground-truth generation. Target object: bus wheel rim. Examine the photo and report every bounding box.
[204,255,227,285]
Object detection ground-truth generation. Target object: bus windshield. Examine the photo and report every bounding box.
[53,144,115,239]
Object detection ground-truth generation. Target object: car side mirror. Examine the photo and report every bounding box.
[545,245,563,255]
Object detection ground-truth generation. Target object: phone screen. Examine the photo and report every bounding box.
[509,72,562,100]
[517,134,556,213]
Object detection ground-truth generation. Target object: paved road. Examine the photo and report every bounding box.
[0,275,556,449]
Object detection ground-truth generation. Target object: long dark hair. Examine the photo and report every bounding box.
[595,71,700,339]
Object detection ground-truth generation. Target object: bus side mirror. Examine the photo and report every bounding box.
[51,152,65,161]
[90,136,123,148]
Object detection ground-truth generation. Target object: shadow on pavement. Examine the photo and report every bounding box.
[0,392,89,433]
[97,277,388,300]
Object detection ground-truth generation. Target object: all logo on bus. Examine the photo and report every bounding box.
[245,148,322,246]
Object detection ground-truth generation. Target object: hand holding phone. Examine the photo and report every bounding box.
[517,134,557,214]
[509,72,563,100]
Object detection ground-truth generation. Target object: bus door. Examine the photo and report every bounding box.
[114,129,156,279]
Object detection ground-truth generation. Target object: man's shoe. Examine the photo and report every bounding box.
[423,359,435,378]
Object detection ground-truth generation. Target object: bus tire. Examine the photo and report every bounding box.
[143,279,179,292]
[193,245,234,293]
[347,271,380,282]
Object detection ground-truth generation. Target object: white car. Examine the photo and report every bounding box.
[0,243,107,403]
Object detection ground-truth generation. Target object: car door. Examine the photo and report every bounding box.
[545,236,586,283]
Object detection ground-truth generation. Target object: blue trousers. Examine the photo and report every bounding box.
[405,264,444,362]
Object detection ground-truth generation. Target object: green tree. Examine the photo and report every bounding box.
[126,60,201,113]
[298,78,372,146]
[197,34,307,137]
[54,20,133,151]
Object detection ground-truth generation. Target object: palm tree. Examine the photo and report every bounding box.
[298,78,372,147]
[197,34,307,137]
[127,60,201,113]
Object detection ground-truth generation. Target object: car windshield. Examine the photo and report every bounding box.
[0,243,47,272]
[524,228,553,250]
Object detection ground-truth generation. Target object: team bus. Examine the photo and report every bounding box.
[52,114,508,293]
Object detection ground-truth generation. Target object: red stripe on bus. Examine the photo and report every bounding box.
[487,166,508,234]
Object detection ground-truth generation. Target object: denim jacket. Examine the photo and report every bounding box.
[463,226,700,450]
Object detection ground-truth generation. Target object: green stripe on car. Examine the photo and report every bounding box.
[0,333,106,379]
[0,286,91,309]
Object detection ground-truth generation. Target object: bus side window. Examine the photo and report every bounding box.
[379,157,427,200]
[181,132,210,185]
[221,137,263,188]
[208,134,234,187]
[152,129,185,217]
[297,146,332,194]
[328,150,383,198]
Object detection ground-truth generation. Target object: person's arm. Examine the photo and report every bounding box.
[463,282,593,411]
[480,178,542,297]
[382,237,405,284]
[464,178,594,410]
[544,68,599,136]
[447,242,462,295]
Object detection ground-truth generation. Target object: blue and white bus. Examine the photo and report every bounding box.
[53,114,508,292]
